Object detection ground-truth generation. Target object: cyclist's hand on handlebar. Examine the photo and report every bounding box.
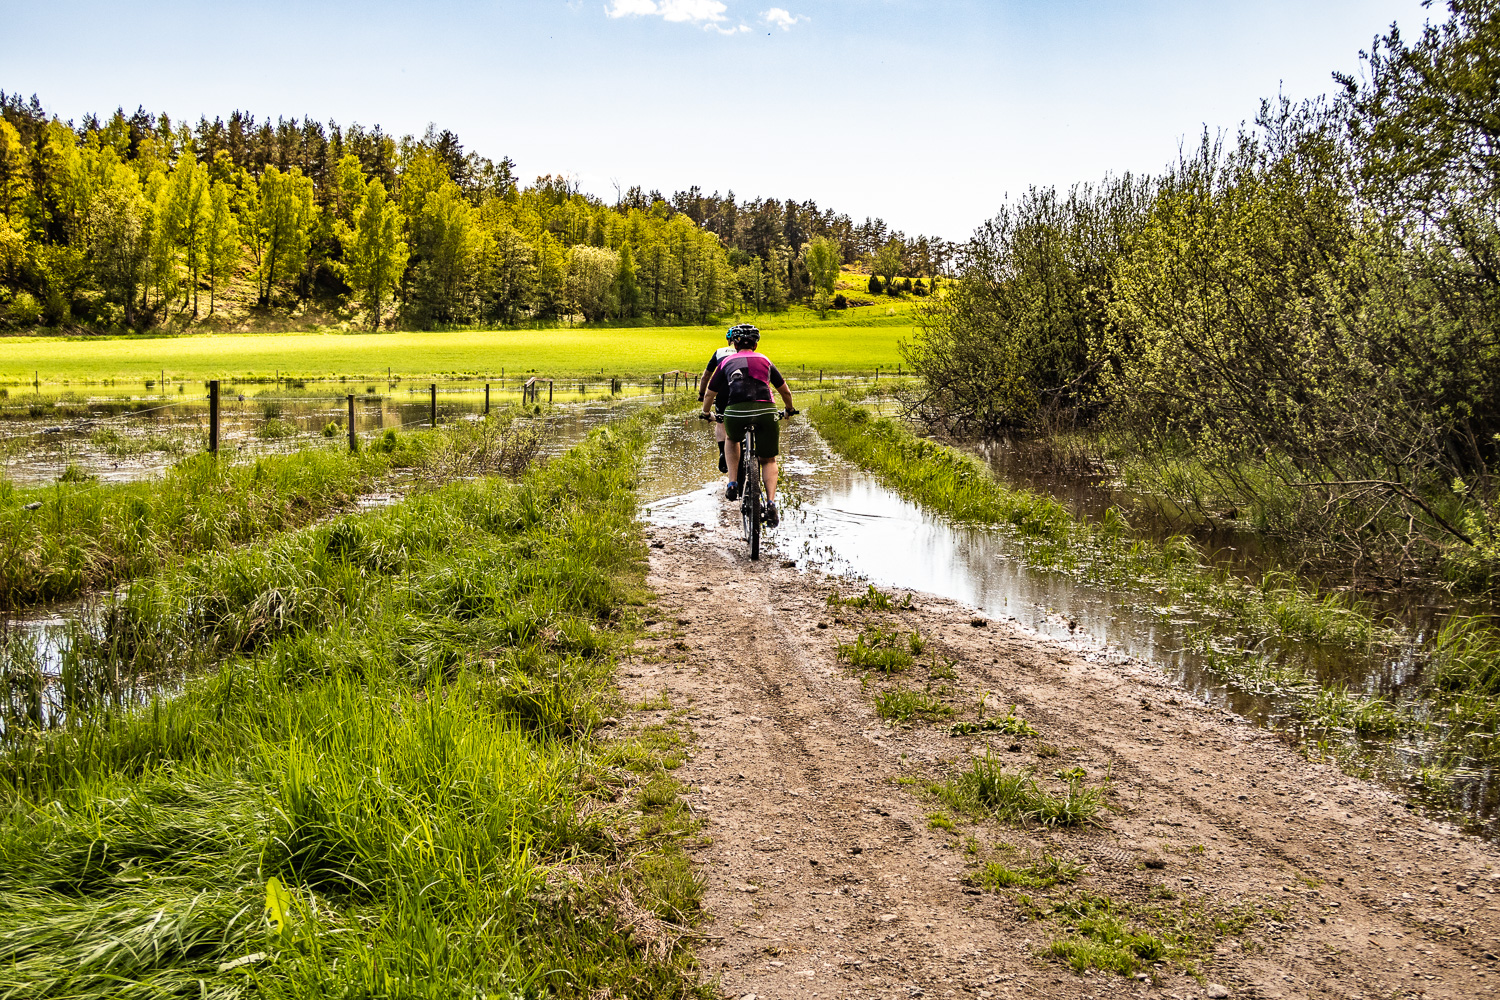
[784,407,799,417]
[697,411,712,421]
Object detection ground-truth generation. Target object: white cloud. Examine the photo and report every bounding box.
[762,7,802,30]
[605,0,659,17]
[606,0,729,23]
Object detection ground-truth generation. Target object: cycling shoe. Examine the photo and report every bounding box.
[725,481,739,501]
[764,502,780,528]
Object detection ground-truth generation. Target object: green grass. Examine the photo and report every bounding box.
[1037,892,1264,979]
[971,854,1085,891]
[0,406,713,998]
[0,406,541,611]
[949,704,1040,737]
[874,687,955,723]
[835,625,922,673]
[933,755,1106,827]
[0,307,915,383]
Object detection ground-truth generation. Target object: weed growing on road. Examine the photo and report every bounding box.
[971,854,1085,891]
[1039,891,1265,979]
[837,625,920,673]
[935,755,1105,827]
[827,583,913,611]
[950,703,1039,737]
[875,687,955,723]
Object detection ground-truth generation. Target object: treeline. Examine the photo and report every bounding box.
[905,0,1500,582]
[0,99,953,330]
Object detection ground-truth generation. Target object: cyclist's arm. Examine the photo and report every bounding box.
[702,388,718,413]
[697,366,713,400]
[776,381,795,411]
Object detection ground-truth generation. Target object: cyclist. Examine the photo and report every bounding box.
[698,326,740,474]
[699,325,796,527]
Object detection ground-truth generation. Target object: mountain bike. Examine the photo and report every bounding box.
[702,408,793,561]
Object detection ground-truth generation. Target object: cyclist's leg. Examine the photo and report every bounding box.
[714,416,727,474]
[753,411,781,505]
[723,409,751,496]
[725,437,742,483]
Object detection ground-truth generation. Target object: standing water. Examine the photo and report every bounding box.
[642,411,1498,839]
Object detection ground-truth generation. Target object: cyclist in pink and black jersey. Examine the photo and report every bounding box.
[700,324,796,527]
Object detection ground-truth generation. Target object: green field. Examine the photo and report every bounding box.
[0,304,918,383]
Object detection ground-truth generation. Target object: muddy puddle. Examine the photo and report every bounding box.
[641,411,1499,839]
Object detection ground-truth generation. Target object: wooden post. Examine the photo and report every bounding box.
[485,383,490,414]
[208,380,220,454]
[548,380,553,404]
[347,394,357,451]
[430,383,437,426]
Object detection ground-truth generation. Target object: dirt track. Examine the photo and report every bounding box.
[622,515,1500,1000]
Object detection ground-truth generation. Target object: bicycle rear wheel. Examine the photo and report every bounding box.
[743,430,761,561]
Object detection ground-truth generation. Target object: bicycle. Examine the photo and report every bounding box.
[700,408,794,561]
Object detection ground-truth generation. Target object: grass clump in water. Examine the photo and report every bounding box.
[935,754,1105,827]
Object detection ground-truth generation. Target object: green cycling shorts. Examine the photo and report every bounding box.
[723,402,780,460]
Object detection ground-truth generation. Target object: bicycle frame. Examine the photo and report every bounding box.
[714,408,790,562]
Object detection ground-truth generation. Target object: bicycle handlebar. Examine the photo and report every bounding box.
[699,408,796,424]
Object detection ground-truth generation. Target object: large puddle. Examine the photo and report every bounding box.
[641,411,1497,838]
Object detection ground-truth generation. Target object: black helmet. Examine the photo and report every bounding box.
[730,323,760,349]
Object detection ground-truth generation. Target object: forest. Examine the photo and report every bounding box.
[903,0,1500,589]
[0,99,951,332]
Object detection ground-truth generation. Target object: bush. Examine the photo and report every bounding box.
[7,292,41,327]
[901,277,913,293]
[867,275,882,295]
[833,293,848,310]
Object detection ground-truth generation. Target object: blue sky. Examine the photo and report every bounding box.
[1,0,1430,239]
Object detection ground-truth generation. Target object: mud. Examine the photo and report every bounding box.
[621,514,1500,999]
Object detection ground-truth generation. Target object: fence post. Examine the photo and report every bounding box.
[548,380,553,404]
[485,383,490,414]
[430,383,437,427]
[347,394,357,452]
[819,369,823,385]
[208,380,220,454]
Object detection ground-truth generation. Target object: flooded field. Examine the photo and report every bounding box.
[642,410,1499,839]
[0,378,674,487]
